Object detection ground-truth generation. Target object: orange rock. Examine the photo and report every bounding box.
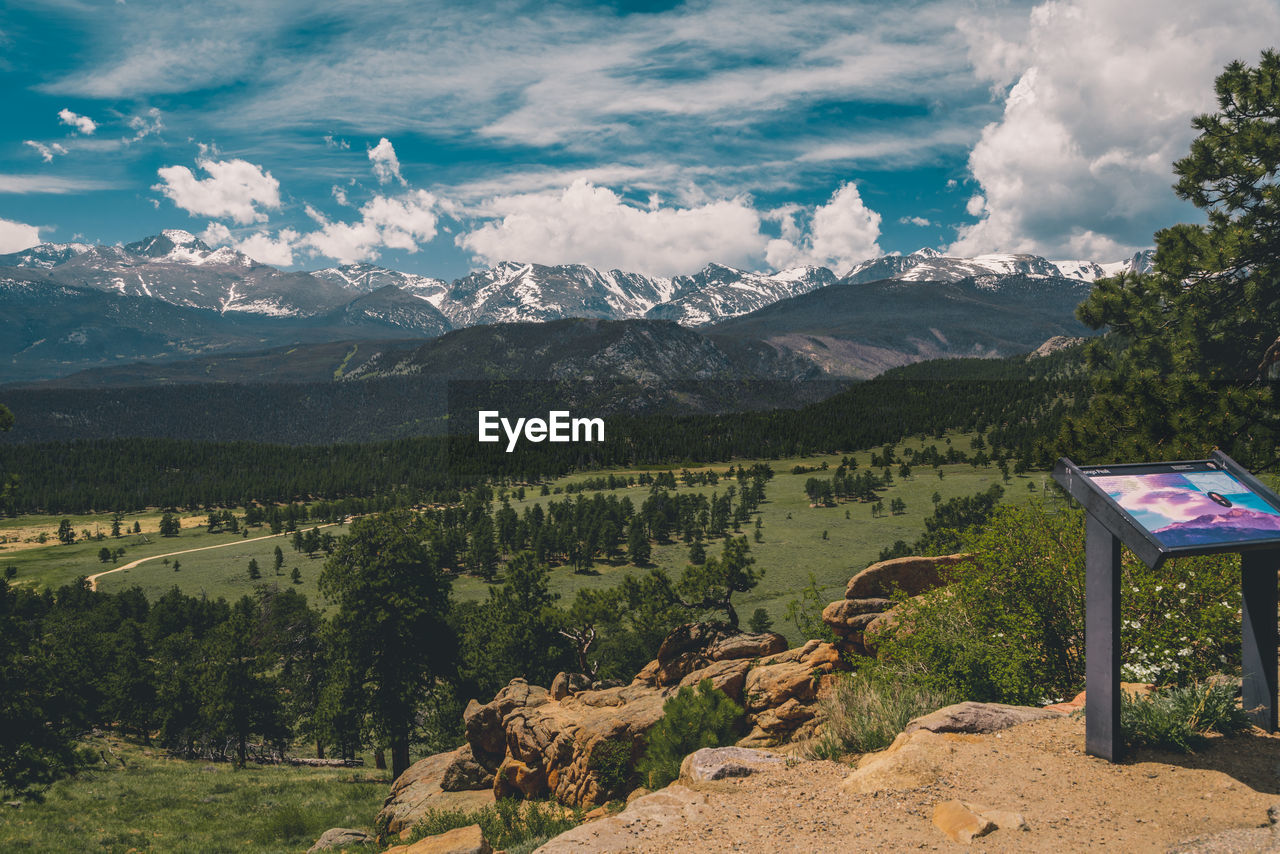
[933,800,995,844]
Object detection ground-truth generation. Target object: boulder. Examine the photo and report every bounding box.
[384,824,491,854]
[493,756,547,799]
[904,702,1061,735]
[844,553,971,599]
[841,730,954,793]
[376,748,497,836]
[464,679,549,761]
[440,744,496,792]
[648,623,786,686]
[678,746,785,783]
[534,785,711,852]
[308,827,374,852]
[550,672,593,701]
[821,598,894,638]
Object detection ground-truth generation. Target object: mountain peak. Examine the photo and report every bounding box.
[909,247,942,259]
[125,231,214,259]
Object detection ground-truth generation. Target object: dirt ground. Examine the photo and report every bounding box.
[569,715,1280,853]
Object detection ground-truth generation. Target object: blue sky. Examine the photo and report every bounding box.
[1,0,1277,279]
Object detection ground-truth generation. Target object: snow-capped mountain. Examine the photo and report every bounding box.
[440,261,679,327]
[646,263,837,325]
[312,263,450,310]
[0,241,94,269]
[841,247,1154,285]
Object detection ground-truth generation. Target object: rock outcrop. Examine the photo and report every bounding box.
[533,785,712,853]
[822,553,971,653]
[678,746,786,783]
[377,624,843,830]
[384,824,491,854]
[904,702,1062,735]
[377,748,497,836]
[308,827,374,852]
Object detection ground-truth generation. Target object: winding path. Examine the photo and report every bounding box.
[86,522,345,591]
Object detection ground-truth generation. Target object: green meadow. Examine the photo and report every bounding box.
[2,433,1041,643]
[0,735,387,854]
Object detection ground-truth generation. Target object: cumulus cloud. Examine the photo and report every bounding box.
[0,217,41,253]
[153,157,281,224]
[899,215,933,227]
[24,141,68,162]
[301,189,439,264]
[950,0,1280,259]
[368,137,404,186]
[200,222,299,266]
[324,134,350,150]
[457,180,770,276]
[57,108,97,134]
[765,183,882,273]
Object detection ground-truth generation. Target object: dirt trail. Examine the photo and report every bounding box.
[86,522,345,591]
[554,715,1280,853]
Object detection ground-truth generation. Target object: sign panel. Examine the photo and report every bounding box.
[1054,452,1280,568]
[1081,461,1280,550]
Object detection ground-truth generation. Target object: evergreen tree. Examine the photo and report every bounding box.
[627,518,650,566]
[274,545,285,576]
[1067,50,1280,466]
[247,559,261,580]
[675,537,762,629]
[291,566,302,584]
[158,513,180,537]
[320,511,453,780]
[57,519,75,545]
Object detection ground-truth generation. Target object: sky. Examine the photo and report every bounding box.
[0,0,1277,280]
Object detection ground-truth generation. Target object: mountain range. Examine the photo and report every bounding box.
[0,229,1153,382]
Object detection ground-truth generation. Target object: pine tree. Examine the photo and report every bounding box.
[248,558,261,580]
[627,518,650,566]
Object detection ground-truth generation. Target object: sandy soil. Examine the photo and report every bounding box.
[596,715,1280,852]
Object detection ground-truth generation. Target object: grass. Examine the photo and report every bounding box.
[807,665,958,759]
[5,432,1038,640]
[0,734,387,854]
[1122,681,1252,753]
[400,799,581,853]
[453,432,1041,643]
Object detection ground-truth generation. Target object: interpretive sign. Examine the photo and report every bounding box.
[1054,451,1279,761]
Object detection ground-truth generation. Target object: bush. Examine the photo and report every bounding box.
[586,738,633,800]
[1122,681,1251,753]
[874,499,1242,705]
[638,679,744,788]
[405,798,579,851]
[808,665,956,759]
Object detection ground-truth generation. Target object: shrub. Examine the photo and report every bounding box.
[808,664,957,759]
[586,738,633,799]
[638,679,744,788]
[1122,681,1251,753]
[873,499,1241,705]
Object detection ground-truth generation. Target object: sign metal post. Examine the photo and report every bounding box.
[1054,451,1280,761]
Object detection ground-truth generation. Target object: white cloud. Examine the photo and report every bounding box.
[24,141,68,162]
[324,134,350,151]
[0,173,120,194]
[950,0,1280,258]
[127,108,163,143]
[765,183,882,273]
[899,215,933,227]
[368,137,404,186]
[235,229,300,266]
[302,189,439,264]
[0,217,41,253]
[201,222,300,266]
[153,157,281,224]
[57,108,97,134]
[457,180,769,276]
